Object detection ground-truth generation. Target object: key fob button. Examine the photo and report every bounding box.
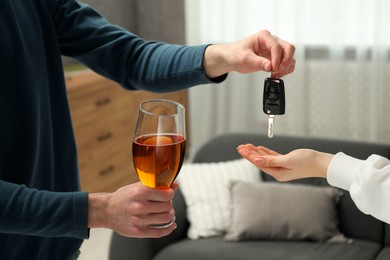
[263,77,285,115]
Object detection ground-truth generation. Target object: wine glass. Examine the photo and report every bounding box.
[132,99,186,228]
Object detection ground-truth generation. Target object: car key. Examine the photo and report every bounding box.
[263,77,285,138]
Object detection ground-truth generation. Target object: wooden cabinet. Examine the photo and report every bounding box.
[66,70,188,192]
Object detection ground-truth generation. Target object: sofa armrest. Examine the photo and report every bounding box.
[109,188,189,260]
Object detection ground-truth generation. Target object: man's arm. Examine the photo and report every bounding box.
[0,180,89,238]
[48,0,295,92]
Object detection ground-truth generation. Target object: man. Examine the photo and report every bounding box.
[0,0,295,259]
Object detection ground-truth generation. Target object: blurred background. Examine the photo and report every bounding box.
[185,0,390,155]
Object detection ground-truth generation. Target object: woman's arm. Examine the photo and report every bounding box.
[237,144,390,224]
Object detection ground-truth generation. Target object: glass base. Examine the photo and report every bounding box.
[150,216,176,229]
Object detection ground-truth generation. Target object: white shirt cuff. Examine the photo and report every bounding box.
[327,152,365,191]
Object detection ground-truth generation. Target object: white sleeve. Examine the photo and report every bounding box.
[327,152,390,224]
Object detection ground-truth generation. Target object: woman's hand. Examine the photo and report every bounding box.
[237,144,334,181]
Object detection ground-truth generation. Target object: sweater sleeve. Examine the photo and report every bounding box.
[0,180,89,238]
[47,0,226,92]
[327,152,390,224]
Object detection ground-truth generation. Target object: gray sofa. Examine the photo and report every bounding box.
[109,133,390,260]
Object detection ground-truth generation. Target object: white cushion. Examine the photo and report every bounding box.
[176,158,260,239]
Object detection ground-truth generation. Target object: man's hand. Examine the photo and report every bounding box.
[88,182,178,238]
[203,30,295,79]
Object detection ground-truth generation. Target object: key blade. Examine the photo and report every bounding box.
[268,115,274,138]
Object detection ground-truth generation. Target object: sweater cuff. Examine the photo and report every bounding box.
[327,152,365,191]
[72,192,90,239]
[207,73,228,83]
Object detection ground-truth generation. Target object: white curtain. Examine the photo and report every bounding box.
[185,0,390,157]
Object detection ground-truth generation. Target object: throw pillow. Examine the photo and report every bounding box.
[176,159,260,239]
[224,181,345,242]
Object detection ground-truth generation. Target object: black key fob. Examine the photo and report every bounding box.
[263,78,285,115]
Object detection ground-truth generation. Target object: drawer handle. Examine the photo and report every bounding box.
[99,165,115,176]
[97,132,112,142]
[95,97,111,107]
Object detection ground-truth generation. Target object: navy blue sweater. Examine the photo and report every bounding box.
[0,0,222,258]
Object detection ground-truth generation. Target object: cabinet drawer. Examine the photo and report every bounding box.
[79,145,138,192]
[74,109,134,169]
[68,84,129,129]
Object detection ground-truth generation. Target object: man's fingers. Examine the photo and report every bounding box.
[278,39,296,72]
[142,186,174,202]
[256,30,282,72]
[256,30,295,77]
[148,210,176,226]
[170,182,180,191]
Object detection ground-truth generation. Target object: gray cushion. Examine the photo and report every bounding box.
[224,181,345,242]
[154,237,381,260]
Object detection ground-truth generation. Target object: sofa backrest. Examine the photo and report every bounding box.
[193,133,390,244]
